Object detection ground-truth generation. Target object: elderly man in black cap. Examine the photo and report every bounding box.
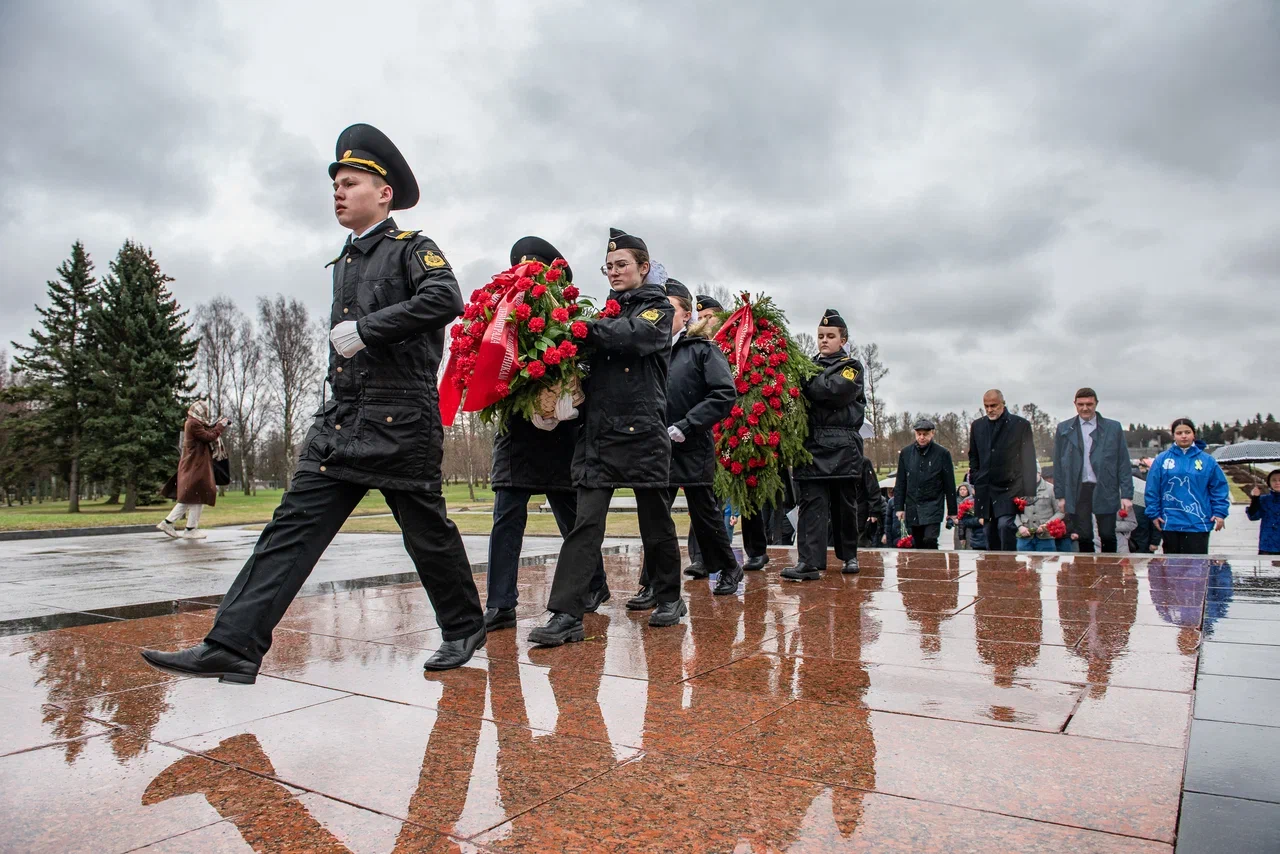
[528,228,684,646]
[633,278,741,600]
[893,418,958,550]
[483,237,611,631]
[140,124,487,683]
[782,308,871,579]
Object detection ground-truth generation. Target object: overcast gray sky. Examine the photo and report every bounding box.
[2,0,1276,427]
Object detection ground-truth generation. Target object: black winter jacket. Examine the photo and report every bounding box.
[491,417,579,493]
[968,410,1038,519]
[297,218,461,492]
[893,441,959,526]
[666,320,736,487]
[793,352,866,481]
[571,283,674,489]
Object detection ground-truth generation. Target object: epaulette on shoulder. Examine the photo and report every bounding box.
[390,229,421,240]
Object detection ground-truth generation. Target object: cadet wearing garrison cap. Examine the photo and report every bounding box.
[782,307,875,580]
[143,123,486,684]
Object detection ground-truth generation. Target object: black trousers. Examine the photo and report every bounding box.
[1162,530,1211,555]
[796,479,859,566]
[1071,482,1118,553]
[910,523,941,550]
[644,485,736,586]
[207,471,483,665]
[486,489,605,610]
[548,486,680,616]
[983,514,1019,551]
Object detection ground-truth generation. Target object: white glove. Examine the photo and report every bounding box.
[329,320,365,357]
[531,413,559,431]
[554,392,579,421]
[668,424,686,443]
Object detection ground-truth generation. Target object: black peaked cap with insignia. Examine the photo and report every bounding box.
[665,278,691,301]
[819,308,848,331]
[606,227,646,255]
[329,123,420,211]
[510,236,572,283]
[695,294,723,312]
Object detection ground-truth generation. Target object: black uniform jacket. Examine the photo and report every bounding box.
[571,283,674,489]
[296,218,461,492]
[491,416,579,493]
[893,441,959,526]
[665,319,736,488]
[968,410,1038,519]
[793,351,867,481]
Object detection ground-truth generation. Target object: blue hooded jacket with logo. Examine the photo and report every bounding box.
[1143,440,1231,534]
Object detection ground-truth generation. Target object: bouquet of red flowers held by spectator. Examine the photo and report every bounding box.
[1044,518,1068,540]
[957,499,974,520]
[1013,497,1028,513]
[439,259,596,430]
[710,294,818,517]
[896,535,915,549]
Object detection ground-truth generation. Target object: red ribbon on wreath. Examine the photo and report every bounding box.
[712,293,757,376]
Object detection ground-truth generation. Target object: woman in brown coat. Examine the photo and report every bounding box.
[157,400,229,540]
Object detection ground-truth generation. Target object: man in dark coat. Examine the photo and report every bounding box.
[636,280,741,598]
[894,418,958,549]
[782,309,869,579]
[1051,387,1134,553]
[141,124,486,683]
[484,237,609,631]
[529,229,684,646]
[968,389,1038,551]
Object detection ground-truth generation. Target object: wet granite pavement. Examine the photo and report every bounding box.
[1,545,1277,852]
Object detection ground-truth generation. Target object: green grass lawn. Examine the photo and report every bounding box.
[0,483,498,532]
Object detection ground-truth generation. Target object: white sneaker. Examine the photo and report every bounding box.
[156,520,179,539]
[183,528,208,540]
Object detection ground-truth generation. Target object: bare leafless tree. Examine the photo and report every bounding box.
[793,332,818,359]
[194,297,239,418]
[858,342,890,465]
[258,295,321,487]
[225,315,268,494]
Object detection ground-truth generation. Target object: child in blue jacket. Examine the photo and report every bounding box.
[1143,418,1231,555]
[1246,470,1280,555]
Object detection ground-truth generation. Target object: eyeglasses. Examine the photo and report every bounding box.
[600,260,632,275]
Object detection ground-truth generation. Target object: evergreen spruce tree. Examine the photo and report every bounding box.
[11,242,99,511]
[83,241,196,512]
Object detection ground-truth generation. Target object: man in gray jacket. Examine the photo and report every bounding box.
[1051,387,1133,553]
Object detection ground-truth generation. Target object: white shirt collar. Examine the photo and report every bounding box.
[353,218,391,240]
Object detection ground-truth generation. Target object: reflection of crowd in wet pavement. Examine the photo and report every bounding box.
[4,544,1261,851]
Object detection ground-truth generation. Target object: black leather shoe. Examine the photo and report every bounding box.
[527,612,585,647]
[683,562,710,578]
[626,587,657,610]
[140,642,258,684]
[714,565,744,595]
[648,598,688,627]
[423,626,487,670]
[780,563,823,582]
[484,606,517,631]
[584,585,612,613]
[743,554,770,571]
[842,557,861,574]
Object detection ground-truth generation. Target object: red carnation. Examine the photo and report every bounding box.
[602,300,621,318]
[494,382,511,398]
[526,360,546,379]
[758,318,769,328]
[737,425,750,437]
[722,416,735,429]
[543,348,562,366]
[545,267,563,283]
[712,424,721,438]
[1118,509,1129,519]
[896,535,915,549]
[751,401,766,415]
[746,475,758,488]
[527,316,546,333]
[720,455,732,468]
[749,371,762,385]
[551,307,570,323]
[463,303,481,320]
[450,324,464,339]
[769,397,782,410]
[523,261,545,275]
[531,284,547,298]
[516,276,534,291]
[747,414,760,426]
[765,367,776,377]
[571,320,589,338]
[515,304,532,321]
[568,302,582,315]
[751,353,764,367]
[753,433,766,446]
[1013,497,1028,513]
[730,461,744,475]
[557,341,578,358]
[788,386,800,398]
[1045,518,1068,539]
[552,257,569,268]
[728,436,740,449]
[768,431,781,446]
[731,405,745,418]
[736,381,749,394]
[957,499,973,519]
[470,289,486,303]
[562,284,579,300]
